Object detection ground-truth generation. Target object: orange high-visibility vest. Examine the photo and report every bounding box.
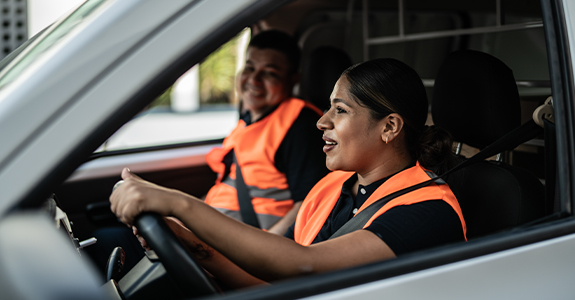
[294,162,467,246]
[205,98,322,229]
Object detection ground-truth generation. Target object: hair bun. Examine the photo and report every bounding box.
[416,125,457,174]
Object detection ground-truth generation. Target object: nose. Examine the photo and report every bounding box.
[317,110,333,131]
[248,70,263,85]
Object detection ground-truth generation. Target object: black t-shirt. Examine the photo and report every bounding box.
[284,173,464,255]
[224,105,329,202]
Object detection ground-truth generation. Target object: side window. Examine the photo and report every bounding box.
[96,28,251,152]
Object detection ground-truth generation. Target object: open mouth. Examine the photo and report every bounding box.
[250,89,265,96]
[323,137,338,153]
[247,90,264,97]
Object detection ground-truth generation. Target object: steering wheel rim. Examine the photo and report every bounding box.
[134,213,220,298]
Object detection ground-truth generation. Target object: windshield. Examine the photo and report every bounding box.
[0,0,106,90]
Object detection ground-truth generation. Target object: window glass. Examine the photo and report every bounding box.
[0,0,106,90]
[97,28,251,152]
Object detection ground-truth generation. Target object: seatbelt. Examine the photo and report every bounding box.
[329,120,543,240]
[233,153,261,228]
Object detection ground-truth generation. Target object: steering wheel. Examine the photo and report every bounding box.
[134,213,220,298]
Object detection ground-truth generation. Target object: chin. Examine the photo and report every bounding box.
[325,160,345,172]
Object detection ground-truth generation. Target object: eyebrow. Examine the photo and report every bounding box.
[331,98,351,106]
[245,60,283,71]
[265,63,282,70]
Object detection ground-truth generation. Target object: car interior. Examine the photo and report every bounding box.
[41,0,566,299]
[432,49,548,239]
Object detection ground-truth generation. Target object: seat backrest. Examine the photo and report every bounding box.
[432,50,546,239]
[299,46,353,112]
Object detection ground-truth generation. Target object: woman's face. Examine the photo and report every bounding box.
[317,76,387,174]
[237,47,295,121]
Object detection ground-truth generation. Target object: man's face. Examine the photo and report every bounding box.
[237,47,296,121]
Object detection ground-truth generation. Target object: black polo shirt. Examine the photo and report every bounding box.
[284,173,464,255]
[221,104,329,202]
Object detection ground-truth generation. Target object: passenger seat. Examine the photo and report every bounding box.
[432,50,546,239]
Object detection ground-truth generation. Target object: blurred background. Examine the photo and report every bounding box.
[12,0,245,151]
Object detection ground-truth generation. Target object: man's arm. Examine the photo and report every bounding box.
[266,201,302,235]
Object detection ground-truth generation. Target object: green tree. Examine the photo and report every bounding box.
[199,30,246,105]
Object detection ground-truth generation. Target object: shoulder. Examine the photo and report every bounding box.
[292,105,322,126]
[306,171,352,195]
[366,200,464,255]
[281,105,323,143]
[285,98,322,119]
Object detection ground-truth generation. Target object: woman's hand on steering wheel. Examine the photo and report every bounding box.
[110,168,189,225]
[132,226,151,250]
[110,169,220,297]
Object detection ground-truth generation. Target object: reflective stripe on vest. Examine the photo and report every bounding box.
[205,98,322,229]
[213,207,283,230]
[221,176,292,200]
[294,162,467,246]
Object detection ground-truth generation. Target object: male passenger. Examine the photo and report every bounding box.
[203,30,329,234]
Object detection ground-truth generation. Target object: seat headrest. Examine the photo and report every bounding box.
[300,46,353,112]
[432,50,521,149]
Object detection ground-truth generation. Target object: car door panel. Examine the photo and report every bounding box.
[55,142,219,242]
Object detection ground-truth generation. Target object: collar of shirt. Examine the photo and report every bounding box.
[340,161,417,216]
[308,162,417,243]
[341,174,389,217]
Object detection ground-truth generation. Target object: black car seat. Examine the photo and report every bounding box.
[299,46,353,112]
[432,50,546,239]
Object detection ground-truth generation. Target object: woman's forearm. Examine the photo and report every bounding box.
[111,169,394,283]
[171,197,319,281]
[165,217,267,289]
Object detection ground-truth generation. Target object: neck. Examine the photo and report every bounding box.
[251,112,263,122]
[356,154,413,187]
[248,99,288,122]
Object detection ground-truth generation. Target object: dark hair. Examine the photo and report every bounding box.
[342,58,457,174]
[248,30,301,74]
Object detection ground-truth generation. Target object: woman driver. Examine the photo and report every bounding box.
[110,58,466,287]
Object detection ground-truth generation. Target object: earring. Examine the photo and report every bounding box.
[385,136,389,144]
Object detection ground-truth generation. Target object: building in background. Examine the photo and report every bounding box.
[0,0,84,60]
[28,0,84,36]
[0,0,27,59]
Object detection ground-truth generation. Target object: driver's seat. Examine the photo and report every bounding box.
[432,50,546,239]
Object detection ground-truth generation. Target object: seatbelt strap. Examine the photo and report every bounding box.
[329,120,543,240]
[233,152,261,228]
